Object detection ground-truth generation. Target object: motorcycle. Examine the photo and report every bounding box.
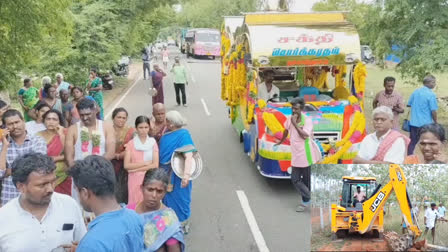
[99,71,115,90]
[113,56,130,77]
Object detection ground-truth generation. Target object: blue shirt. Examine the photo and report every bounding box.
[407,86,438,127]
[76,208,144,252]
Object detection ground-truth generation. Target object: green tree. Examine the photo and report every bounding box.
[0,0,72,91]
[177,0,257,29]
[363,0,448,80]
[313,0,448,80]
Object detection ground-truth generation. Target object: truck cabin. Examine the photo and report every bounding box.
[340,177,377,211]
[257,65,355,108]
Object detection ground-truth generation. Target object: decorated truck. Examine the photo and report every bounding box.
[221,12,368,178]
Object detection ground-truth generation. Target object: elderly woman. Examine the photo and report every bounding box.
[127,169,185,252]
[405,123,447,164]
[111,107,135,203]
[39,76,52,99]
[354,106,409,164]
[159,110,196,233]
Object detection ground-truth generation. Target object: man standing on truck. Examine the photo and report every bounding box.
[258,69,279,102]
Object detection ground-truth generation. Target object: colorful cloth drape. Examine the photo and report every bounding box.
[159,129,195,222]
[140,208,185,252]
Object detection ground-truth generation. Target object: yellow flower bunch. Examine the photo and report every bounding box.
[353,62,366,96]
[314,71,328,89]
[262,112,284,135]
[246,70,258,123]
[335,65,347,88]
[335,111,362,148]
[321,111,366,164]
[348,95,359,105]
[258,99,267,109]
[353,62,367,109]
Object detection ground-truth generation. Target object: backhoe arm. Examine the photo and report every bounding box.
[357,164,421,239]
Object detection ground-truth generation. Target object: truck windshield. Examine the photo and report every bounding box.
[196,33,220,43]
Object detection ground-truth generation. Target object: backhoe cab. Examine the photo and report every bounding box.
[331,164,421,245]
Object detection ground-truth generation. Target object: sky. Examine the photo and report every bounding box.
[288,0,322,12]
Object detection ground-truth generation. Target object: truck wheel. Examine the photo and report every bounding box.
[331,233,337,241]
[336,230,347,239]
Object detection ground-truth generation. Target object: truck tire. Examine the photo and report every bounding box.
[331,233,337,241]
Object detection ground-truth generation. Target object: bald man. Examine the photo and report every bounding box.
[150,103,167,142]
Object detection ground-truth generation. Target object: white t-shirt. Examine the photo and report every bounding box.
[357,130,406,164]
[25,121,46,136]
[425,208,440,229]
[258,82,280,101]
[0,192,87,252]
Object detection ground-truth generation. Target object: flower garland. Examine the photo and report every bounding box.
[353,62,367,110]
[80,126,101,158]
[334,65,347,88]
[262,112,284,136]
[320,111,366,164]
[246,70,258,124]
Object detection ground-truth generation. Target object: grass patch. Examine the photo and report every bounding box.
[384,206,448,246]
[364,65,448,130]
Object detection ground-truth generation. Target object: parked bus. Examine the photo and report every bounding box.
[185,28,221,59]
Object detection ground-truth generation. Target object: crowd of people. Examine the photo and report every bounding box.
[354,74,446,164]
[0,73,196,251]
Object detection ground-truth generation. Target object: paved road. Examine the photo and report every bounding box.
[106,47,311,252]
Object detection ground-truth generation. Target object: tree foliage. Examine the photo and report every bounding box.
[177,0,257,29]
[313,0,448,80]
[0,0,176,93]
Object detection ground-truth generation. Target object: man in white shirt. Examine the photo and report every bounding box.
[354,106,408,164]
[424,202,447,244]
[0,153,86,252]
[258,69,280,102]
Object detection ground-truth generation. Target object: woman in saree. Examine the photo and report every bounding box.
[37,109,71,195]
[86,69,104,119]
[111,107,135,204]
[127,169,184,252]
[124,116,159,206]
[150,64,167,105]
[18,78,39,122]
[404,123,447,164]
[159,110,196,234]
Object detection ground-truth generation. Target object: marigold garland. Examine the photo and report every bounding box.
[335,65,347,88]
[320,111,366,164]
[262,112,284,135]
